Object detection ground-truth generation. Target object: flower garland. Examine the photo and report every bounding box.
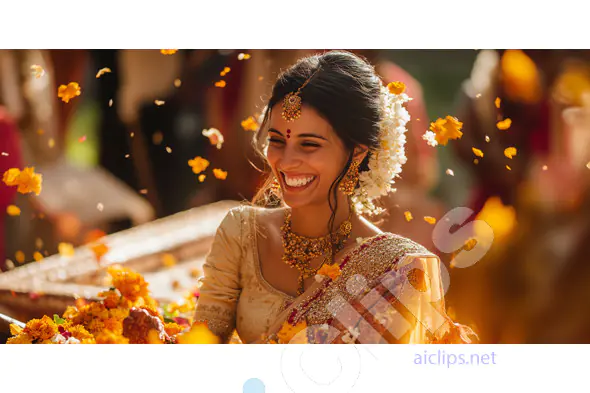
[351,81,411,216]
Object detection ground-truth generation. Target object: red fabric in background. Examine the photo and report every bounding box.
[0,108,23,271]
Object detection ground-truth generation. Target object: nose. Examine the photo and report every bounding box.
[278,145,303,171]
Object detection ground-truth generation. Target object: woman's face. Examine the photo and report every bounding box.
[266,104,355,209]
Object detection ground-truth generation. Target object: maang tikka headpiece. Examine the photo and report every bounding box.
[281,67,321,122]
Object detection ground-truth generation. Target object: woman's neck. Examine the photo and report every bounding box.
[288,198,353,238]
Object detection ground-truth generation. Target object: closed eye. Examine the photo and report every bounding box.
[268,137,285,145]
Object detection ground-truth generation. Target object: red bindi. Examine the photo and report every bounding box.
[287,129,291,138]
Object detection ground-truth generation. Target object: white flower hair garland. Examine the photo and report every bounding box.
[351,82,411,216]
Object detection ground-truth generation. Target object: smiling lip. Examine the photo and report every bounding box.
[279,171,318,193]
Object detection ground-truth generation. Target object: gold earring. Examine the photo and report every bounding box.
[339,160,360,195]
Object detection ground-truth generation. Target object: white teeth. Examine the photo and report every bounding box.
[284,175,315,187]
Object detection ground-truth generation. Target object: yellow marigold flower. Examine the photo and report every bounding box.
[429,116,463,146]
[160,49,178,55]
[198,174,206,183]
[6,205,21,216]
[17,167,43,195]
[57,82,82,103]
[494,97,501,108]
[387,81,406,95]
[30,64,45,79]
[3,168,21,186]
[162,253,177,268]
[68,325,95,343]
[58,242,75,257]
[107,266,150,302]
[496,118,512,130]
[15,250,25,264]
[95,331,129,344]
[95,67,111,78]
[24,315,58,341]
[33,251,44,262]
[424,216,437,225]
[176,322,220,344]
[316,263,341,280]
[188,156,210,174]
[99,289,122,309]
[241,116,259,132]
[213,168,228,180]
[7,333,33,344]
[277,320,308,344]
[89,242,109,263]
[472,147,484,158]
[404,211,413,222]
[202,128,224,149]
[214,80,226,88]
[504,147,517,159]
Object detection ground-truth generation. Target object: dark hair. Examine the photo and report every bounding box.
[252,50,383,232]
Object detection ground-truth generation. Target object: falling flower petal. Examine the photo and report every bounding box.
[202,128,224,149]
[165,146,172,153]
[404,211,413,222]
[485,135,490,142]
[174,79,181,87]
[1,152,8,156]
[214,80,226,88]
[90,242,109,263]
[79,135,86,143]
[237,53,251,60]
[387,81,406,95]
[31,65,45,78]
[241,116,259,132]
[3,167,43,195]
[48,138,55,148]
[188,156,210,174]
[154,100,165,106]
[446,169,455,176]
[494,97,501,108]
[504,147,517,159]
[506,165,512,170]
[476,93,482,98]
[422,130,438,147]
[108,99,113,107]
[198,174,206,183]
[213,169,228,180]
[139,189,148,195]
[33,252,44,262]
[316,263,341,280]
[542,165,548,171]
[496,118,512,130]
[424,216,437,225]
[58,242,75,258]
[429,116,463,146]
[472,147,484,158]
[7,205,21,216]
[160,49,178,55]
[97,203,104,211]
[95,67,112,78]
[152,131,163,145]
[473,159,480,165]
[57,82,82,103]
[219,67,231,76]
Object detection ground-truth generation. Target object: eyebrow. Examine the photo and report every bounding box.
[268,128,328,141]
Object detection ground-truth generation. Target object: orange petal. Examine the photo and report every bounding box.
[472,147,484,158]
[423,216,437,225]
[496,118,512,130]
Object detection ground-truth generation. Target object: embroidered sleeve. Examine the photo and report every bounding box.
[194,207,244,343]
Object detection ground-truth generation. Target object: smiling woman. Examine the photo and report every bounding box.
[193,50,477,344]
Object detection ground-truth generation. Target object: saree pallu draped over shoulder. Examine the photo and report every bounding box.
[263,234,477,344]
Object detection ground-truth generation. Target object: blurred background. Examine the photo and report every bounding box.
[1,49,590,343]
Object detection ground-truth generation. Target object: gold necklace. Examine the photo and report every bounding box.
[281,209,353,295]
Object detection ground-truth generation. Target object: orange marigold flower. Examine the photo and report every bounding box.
[496,118,512,130]
[107,266,150,302]
[2,168,21,186]
[472,147,484,158]
[95,67,112,78]
[504,147,517,159]
[277,320,308,344]
[241,116,259,131]
[164,322,184,337]
[429,116,463,146]
[99,289,122,309]
[160,49,178,55]
[6,333,33,344]
[23,315,58,341]
[424,216,437,225]
[17,167,43,195]
[188,156,210,174]
[6,205,20,216]
[57,82,82,103]
[68,324,95,343]
[387,81,406,95]
[213,168,228,180]
[316,263,341,280]
[95,331,129,344]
